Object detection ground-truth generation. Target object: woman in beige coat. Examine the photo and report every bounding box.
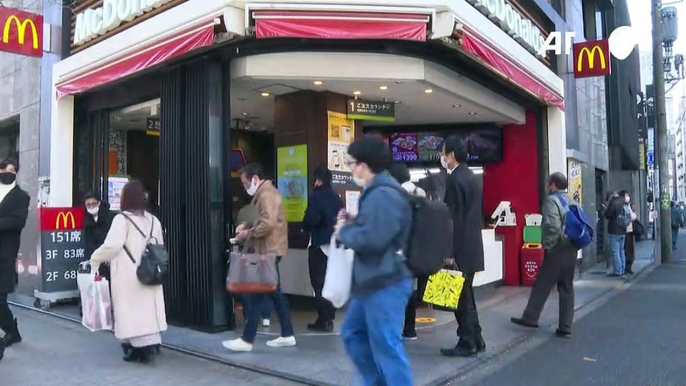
[90,180,167,363]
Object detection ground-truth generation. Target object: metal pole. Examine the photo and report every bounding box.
[653,0,672,263]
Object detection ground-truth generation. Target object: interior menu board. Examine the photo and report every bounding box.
[39,207,87,294]
[389,126,502,163]
[418,133,444,162]
[390,133,418,162]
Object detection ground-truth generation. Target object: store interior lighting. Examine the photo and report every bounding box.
[408,167,483,182]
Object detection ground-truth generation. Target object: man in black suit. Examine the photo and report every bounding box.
[0,158,30,361]
[439,136,486,358]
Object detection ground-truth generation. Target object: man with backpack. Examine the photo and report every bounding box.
[604,191,630,277]
[511,172,582,338]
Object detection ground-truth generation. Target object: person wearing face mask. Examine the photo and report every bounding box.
[302,167,343,332]
[0,158,30,360]
[223,163,295,352]
[83,194,116,278]
[335,136,414,386]
[439,135,486,358]
[511,172,579,338]
[618,190,637,274]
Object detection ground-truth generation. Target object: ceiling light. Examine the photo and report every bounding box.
[424,89,433,94]
[394,100,402,104]
[241,112,249,116]
[261,92,270,97]
[468,112,477,115]
[379,86,388,90]
[353,91,362,95]
[395,81,404,84]
[314,81,323,85]
[453,104,462,108]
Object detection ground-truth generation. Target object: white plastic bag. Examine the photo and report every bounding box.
[79,273,113,332]
[322,236,354,308]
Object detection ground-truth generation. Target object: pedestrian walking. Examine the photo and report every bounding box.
[604,191,630,277]
[511,172,579,337]
[618,190,637,274]
[439,135,486,358]
[303,167,343,332]
[89,180,167,364]
[335,136,414,386]
[0,158,30,361]
[223,163,295,352]
[671,202,684,250]
[388,162,427,341]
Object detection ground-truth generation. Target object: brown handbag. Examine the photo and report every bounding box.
[225,239,278,294]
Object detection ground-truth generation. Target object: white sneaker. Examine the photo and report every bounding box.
[222,338,253,352]
[266,336,297,348]
[262,319,271,327]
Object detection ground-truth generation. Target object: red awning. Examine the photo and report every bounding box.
[56,22,215,98]
[254,11,428,41]
[460,32,564,110]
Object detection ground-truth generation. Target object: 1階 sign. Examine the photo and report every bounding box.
[347,99,395,122]
[573,39,611,78]
[0,8,43,57]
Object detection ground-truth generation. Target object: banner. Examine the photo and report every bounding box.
[277,145,308,222]
[0,8,43,57]
[327,112,355,188]
[567,159,582,204]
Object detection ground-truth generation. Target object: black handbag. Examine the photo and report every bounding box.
[121,213,169,286]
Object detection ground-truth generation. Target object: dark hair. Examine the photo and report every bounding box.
[83,192,99,202]
[618,190,629,198]
[239,163,264,180]
[605,191,617,202]
[312,166,332,185]
[441,135,468,163]
[347,136,391,174]
[388,162,411,184]
[0,157,19,172]
[120,180,147,213]
[547,172,568,190]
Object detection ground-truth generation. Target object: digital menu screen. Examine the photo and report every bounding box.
[389,126,502,164]
[390,133,418,162]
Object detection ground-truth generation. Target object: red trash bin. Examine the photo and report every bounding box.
[521,243,544,287]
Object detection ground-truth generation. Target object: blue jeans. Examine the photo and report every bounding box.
[242,294,272,320]
[342,278,414,386]
[608,234,626,275]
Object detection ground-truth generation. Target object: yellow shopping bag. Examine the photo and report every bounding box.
[422,269,465,310]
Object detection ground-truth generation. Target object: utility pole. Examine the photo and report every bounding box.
[653,0,672,263]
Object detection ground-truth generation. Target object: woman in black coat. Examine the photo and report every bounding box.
[84,194,115,278]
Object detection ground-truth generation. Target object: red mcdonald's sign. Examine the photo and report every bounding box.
[573,39,611,79]
[39,207,85,232]
[0,7,43,58]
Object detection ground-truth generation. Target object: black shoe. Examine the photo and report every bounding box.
[555,328,572,338]
[121,343,133,355]
[475,335,486,353]
[625,267,634,275]
[307,321,334,332]
[402,331,418,341]
[441,345,477,358]
[606,273,622,278]
[139,346,156,364]
[510,317,539,328]
[155,345,162,355]
[123,348,142,363]
[1,319,22,347]
[0,339,4,361]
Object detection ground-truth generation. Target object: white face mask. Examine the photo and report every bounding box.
[246,179,259,196]
[625,196,630,203]
[87,207,99,215]
[440,155,450,170]
[353,176,366,188]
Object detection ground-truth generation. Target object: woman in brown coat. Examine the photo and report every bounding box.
[90,180,167,363]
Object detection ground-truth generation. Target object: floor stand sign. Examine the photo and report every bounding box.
[35,207,86,310]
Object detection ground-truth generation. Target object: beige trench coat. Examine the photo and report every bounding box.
[90,211,167,341]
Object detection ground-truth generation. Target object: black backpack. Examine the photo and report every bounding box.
[369,185,453,276]
[121,213,169,286]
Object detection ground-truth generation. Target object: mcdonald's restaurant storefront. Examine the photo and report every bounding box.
[41,0,568,331]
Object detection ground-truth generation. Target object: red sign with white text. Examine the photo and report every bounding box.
[39,207,85,232]
[0,8,43,58]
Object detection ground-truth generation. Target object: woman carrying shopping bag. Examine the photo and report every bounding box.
[90,180,167,364]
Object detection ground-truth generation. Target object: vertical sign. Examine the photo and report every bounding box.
[567,159,582,204]
[639,141,646,170]
[146,118,160,136]
[39,208,87,293]
[0,8,43,57]
[668,134,676,159]
[327,112,355,188]
[277,145,308,222]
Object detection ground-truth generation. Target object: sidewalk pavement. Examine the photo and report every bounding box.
[10,239,656,386]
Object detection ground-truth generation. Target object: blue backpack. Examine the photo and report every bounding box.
[554,194,594,250]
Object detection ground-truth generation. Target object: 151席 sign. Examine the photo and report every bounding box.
[0,8,43,58]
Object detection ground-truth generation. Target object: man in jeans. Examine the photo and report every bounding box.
[223,163,296,352]
[336,136,414,385]
[511,172,579,337]
[604,191,627,277]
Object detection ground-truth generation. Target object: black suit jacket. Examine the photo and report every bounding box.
[0,186,30,294]
[444,164,485,274]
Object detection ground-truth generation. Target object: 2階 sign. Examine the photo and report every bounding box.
[0,8,43,58]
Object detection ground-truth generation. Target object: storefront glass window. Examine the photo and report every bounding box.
[0,118,19,162]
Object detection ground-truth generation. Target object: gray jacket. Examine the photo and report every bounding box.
[543,192,577,254]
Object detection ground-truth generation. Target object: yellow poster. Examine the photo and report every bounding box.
[277,145,308,222]
[567,158,582,204]
[327,111,355,172]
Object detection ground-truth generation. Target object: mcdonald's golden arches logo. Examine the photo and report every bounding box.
[573,39,611,79]
[0,8,43,58]
[55,212,76,230]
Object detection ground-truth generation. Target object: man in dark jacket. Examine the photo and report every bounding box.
[604,191,628,276]
[83,194,115,279]
[439,135,486,358]
[303,167,343,332]
[0,158,30,360]
[336,136,414,385]
[511,172,579,337]
[670,201,684,249]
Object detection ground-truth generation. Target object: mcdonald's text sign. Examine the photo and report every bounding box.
[0,8,43,58]
[573,39,610,78]
[39,207,85,232]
